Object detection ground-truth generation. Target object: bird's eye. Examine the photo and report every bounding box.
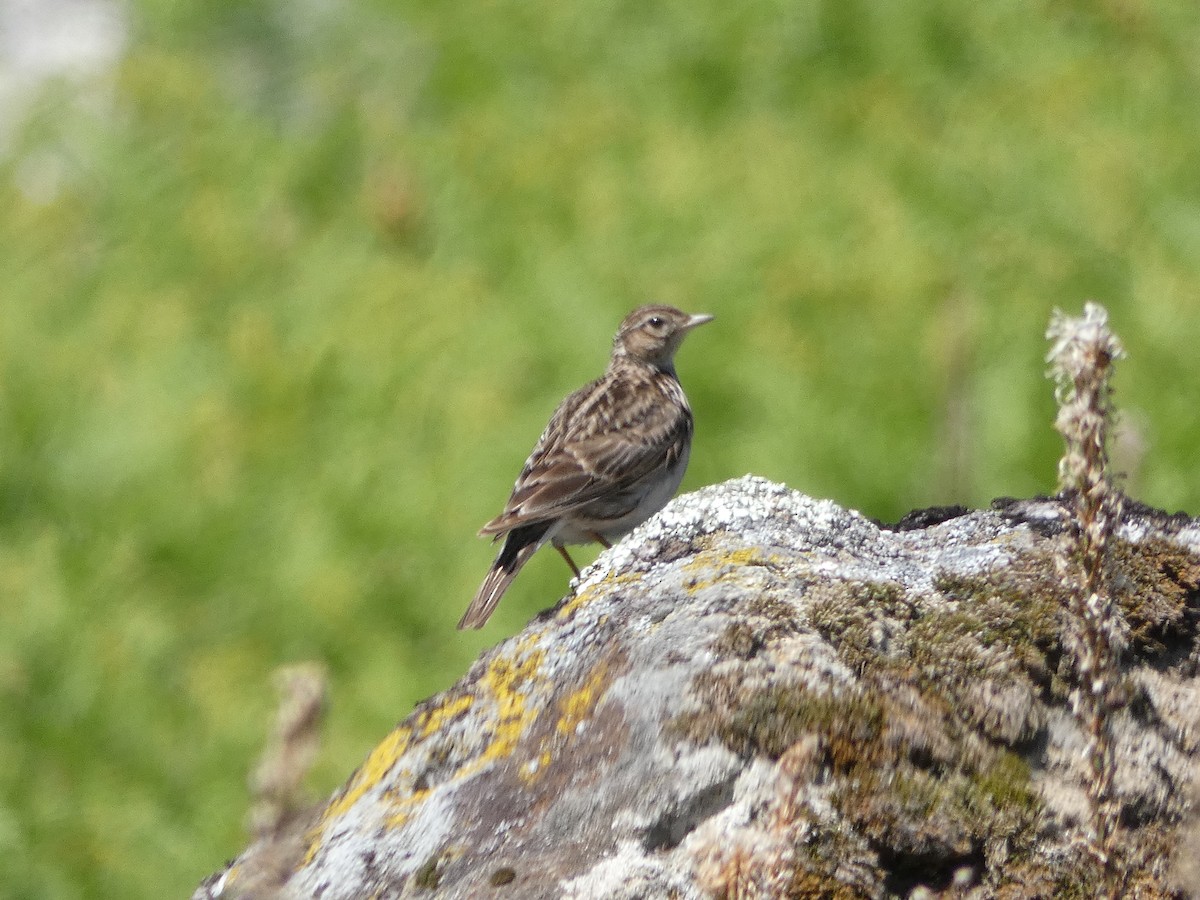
[647,316,664,328]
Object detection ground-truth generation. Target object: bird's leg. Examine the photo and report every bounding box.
[588,531,613,549]
[554,544,582,578]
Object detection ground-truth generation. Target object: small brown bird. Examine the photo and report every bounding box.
[458,305,713,629]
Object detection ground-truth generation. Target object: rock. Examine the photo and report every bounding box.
[195,476,1200,899]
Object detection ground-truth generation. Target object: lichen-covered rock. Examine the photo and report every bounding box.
[195,476,1200,899]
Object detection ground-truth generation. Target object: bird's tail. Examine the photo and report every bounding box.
[458,523,550,629]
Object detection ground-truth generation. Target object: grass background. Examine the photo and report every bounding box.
[2,0,1199,896]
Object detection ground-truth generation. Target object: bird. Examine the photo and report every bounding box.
[458,304,713,629]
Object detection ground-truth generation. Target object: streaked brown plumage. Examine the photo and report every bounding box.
[458,305,712,629]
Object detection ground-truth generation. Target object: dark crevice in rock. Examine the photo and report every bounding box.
[992,495,1068,537]
[877,844,984,896]
[994,492,1197,538]
[1114,497,1197,530]
[1123,789,1176,831]
[884,504,973,531]
[639,772,738,852]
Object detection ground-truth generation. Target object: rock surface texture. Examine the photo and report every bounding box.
[197,476,1200,898]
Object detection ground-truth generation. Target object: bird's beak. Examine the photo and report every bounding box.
[684,313,714,331]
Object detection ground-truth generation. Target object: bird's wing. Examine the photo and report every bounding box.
[479,371,691,536]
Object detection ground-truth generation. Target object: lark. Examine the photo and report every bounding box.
[458,305,713,629]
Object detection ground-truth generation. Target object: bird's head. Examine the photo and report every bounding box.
[611,305,713,372]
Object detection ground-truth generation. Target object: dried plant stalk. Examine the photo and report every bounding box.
[249,662,328,840]
[1045,302,1127,892]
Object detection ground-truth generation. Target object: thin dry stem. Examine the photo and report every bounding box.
[1045,301,1128,895]
[249,662,328,840]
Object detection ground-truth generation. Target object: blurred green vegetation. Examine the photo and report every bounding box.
[1,0,1199,895]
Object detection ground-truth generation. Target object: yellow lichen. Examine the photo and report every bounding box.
[556,571,644,620]
[304,724,414,862]
[477,636,546,763]
[305,688,480,858]
[325,726,412,819]
[513,658,619,784]
[556,658,613,737]
[305,637,553,861]
[384,787,430,829]
[416,693,474,738]
[683,547,782,593]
